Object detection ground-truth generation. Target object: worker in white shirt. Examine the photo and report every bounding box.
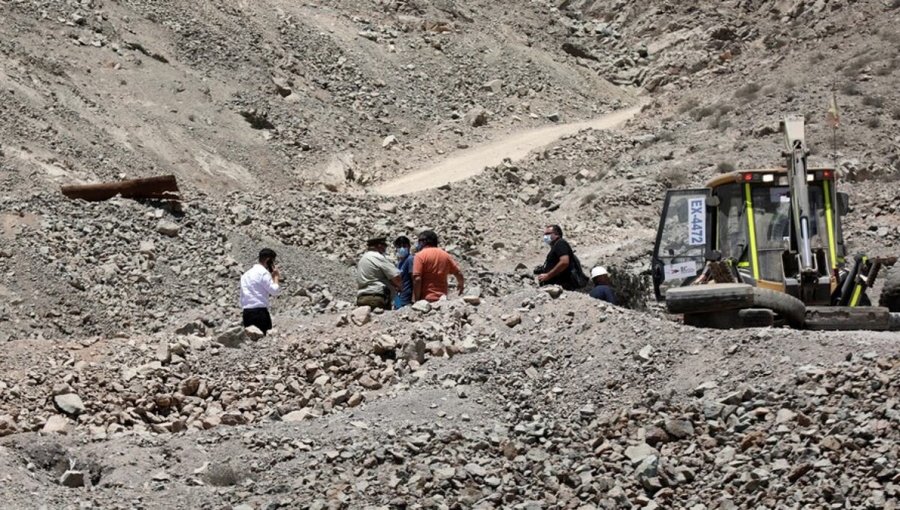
[240,248,281,335]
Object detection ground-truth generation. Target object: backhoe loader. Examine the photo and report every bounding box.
[652,115,900,330]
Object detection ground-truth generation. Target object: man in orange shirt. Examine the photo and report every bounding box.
[412,230,464,302]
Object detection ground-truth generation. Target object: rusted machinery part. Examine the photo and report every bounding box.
[61,175,180,202]
[805,306,894,331]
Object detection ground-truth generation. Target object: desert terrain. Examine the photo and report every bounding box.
[1,0,899,508]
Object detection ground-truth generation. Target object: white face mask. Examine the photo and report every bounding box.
[542,234,552,245]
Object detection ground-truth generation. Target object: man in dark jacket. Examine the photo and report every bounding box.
[536,224,578,290]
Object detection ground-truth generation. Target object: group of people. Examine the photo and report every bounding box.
[355,230,464,310]
[238,225,615,335]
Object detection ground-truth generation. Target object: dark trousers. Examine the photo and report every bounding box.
[357,294,391,310]
[242,308,272,335]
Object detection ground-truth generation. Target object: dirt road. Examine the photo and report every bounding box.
[374,103,644,196]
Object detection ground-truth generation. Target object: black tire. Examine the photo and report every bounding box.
[684,311,742,329]
[738,308,775,328]
[667,284,805,328]
[879,266,900,313]
[750,287,806,328]
[665,284,755,314]
[684,308,775,330]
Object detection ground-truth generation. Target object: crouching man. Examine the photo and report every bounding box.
[356,236,401,310]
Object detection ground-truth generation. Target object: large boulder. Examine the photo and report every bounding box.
[244,326,265,341]
[400,337,426,365]
[42,415,71,435]
[0,415,18,436]
[464,106,489,127]
[351,306,372,326]
[53,393,86,416]
[216,326,249,348]
[156,220,180,237]
[373,334,398,356]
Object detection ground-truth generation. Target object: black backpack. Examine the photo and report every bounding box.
[569,251,590,289]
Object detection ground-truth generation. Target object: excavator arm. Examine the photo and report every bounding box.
[781,115,827,303]
[782,116,816,279]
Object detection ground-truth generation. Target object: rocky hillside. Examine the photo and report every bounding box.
[4,1,895,199]
[597,0,900,182]
[0,0,628,196]
[0,288,898,508]
[1,0,900,508]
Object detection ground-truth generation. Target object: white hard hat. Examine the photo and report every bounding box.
[590,266,608,278]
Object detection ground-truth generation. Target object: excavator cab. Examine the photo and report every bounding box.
[652,115,898,330]
[652,169,845,301]
[651,189,711,300]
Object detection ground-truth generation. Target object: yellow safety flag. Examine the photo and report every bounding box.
[826,92,840,128]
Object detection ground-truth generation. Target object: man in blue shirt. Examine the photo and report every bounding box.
[589,266,617,305]
[393,236,414,308]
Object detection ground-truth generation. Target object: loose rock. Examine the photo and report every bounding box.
[53,393,86,416]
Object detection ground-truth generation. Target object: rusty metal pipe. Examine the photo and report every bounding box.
[61,175,179,202]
